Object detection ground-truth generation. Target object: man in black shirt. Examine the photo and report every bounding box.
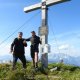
[26,31,41,69]
[10,32,27,70]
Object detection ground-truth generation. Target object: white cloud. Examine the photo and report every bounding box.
[59,44,69,50]
[0,43,11,56]
[25,46,31,60]
[49,39,80,57]
[48,30,80,57]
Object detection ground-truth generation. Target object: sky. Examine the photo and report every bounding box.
[0,0,80,60]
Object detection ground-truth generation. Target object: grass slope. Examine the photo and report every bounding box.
[0,62,80,80]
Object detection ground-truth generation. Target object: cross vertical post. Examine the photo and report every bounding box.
[39,0,48,68]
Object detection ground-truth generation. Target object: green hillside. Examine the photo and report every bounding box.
[0,62,80,80]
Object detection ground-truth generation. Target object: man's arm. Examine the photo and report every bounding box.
[10,38,16,53]
[25,37,31,41]
[23,40,27,47]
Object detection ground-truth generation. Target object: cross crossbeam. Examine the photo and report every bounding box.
[24,0,70,13]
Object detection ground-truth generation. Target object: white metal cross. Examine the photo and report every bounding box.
[24,0,70,68]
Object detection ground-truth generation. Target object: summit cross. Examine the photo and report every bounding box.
[24,0,70,68]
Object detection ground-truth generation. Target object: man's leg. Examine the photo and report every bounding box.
[19,55,26,69]
[31,46,35,68]
[32,58,35,68]
[13,54,18,70]
[35,52,38,68]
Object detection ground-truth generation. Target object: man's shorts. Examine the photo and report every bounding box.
[30,45,39,58]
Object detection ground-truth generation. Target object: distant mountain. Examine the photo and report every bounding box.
[0,53,80,66]
[48,53,80,66]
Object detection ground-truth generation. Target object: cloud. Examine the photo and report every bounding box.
[0,43,11,56]
[25,46,31,60]
[59,44,69,50]
[48,31,80,57]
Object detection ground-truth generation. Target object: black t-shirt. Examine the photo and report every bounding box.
[26,35,41,46]
[11,38,27,55]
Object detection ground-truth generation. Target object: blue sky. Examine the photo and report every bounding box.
[0,0,80,59]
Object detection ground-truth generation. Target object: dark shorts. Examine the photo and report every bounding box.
[30,45,39,58]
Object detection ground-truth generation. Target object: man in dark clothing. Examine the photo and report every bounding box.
[10,32,27,70]
[26,31,41,69]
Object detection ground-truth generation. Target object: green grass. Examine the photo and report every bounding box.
[0,62,80,80]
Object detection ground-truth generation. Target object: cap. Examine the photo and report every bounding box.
[31,31,35,33]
